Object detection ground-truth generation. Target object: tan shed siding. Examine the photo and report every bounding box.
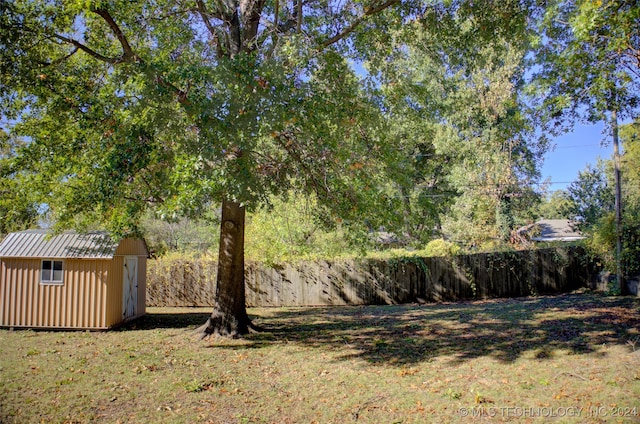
[95,261,109,327]
[52,282,61,325]
[71,264,80,327]
[0,258,112,329]
[69,261,83,327]
[106,256,124,328]
[137,257,147,317]
[1,259,40,327]
[1,260,9,324]
[66,259,110,329]
[2,260,12,325]
[115,238,149,257]
[1,261,5,324]
[0,260,5,324]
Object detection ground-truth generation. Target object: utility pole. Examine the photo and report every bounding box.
[612,109,624,294]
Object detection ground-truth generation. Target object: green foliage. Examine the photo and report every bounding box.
[4,0,635,270]
[532,1,639,286]
[0,0,399,240]
[533,0,639,132]
[620,120,640,211]
[245,194,368,265]
[566,161,614,229]
[386,255,430,278]
[537,190,573,220]
[621,219,640,277]
[576,120,640,277]
[366,2,547,248]
[140,210,220,258]
[619,121,640,276]
[582,212,639,280]
[0,130,38,236]
[424,239,461,257]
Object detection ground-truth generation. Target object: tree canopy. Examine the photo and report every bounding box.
[363,0,546,248]
[1,0,403,235]
[533,0,639,131]
[2,0,639,333]
[0,129,38,235]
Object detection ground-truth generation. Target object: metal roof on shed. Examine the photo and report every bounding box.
[0,230,120,259]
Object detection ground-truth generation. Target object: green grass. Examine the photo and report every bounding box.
[1,292,639,423]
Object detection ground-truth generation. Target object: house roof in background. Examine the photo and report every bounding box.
[531,219,584,242]
[0,230,120,259]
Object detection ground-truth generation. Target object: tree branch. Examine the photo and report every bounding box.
[50,8,137,65]
[93,8,194,106]
[92,8,137,62]
[296,0,302,33]
[273,130,334,200]
[320,0,400,48]
[38,46,80,67]
[50,27,190,108]
[195,0,223,38]
[240,0,265,52]
[50,33,119,64]
[274,0,279,30]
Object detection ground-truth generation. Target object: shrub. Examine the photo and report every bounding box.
[424,239,461,257]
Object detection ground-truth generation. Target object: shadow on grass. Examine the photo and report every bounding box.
[234,293,640,366]
[121,311,212,330]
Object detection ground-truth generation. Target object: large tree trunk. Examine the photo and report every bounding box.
[197,199,254,337]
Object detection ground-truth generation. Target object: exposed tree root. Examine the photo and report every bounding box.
[195,310,263,340]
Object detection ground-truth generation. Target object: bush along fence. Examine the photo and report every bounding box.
[146,247,601,307]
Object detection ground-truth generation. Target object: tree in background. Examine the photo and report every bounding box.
[533,0,640,291]
[245,193,365,264]
[367,0,546,249]
[141,209,221,258]
[534,0,639,132]
[567,120,640,281]
[620,120,640,209]
[0,0,402,336]
[566,161,615,229]
[0,130,38,236]
[536,189,573,220]
[3,0,635,331]
[617,120,640,278]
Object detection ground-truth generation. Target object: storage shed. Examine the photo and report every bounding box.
[0,230,149,329]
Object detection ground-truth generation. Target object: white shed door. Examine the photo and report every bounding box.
[122,256,138,320]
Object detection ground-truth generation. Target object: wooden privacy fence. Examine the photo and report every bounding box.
[147,247,599,307]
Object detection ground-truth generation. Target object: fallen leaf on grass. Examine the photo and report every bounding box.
[475,394,494,404]
[398,368,418,376]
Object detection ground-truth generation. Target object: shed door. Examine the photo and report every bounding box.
[122,256,138,320]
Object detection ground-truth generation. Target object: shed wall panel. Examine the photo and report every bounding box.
[106,256,124,328]
[115,238,149,257]
[0,258,113,329]
[137,257,147,317]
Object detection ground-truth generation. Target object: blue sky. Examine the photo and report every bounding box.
[541,121,614,193]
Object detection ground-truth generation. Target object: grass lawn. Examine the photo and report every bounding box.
[1,292,639,423]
